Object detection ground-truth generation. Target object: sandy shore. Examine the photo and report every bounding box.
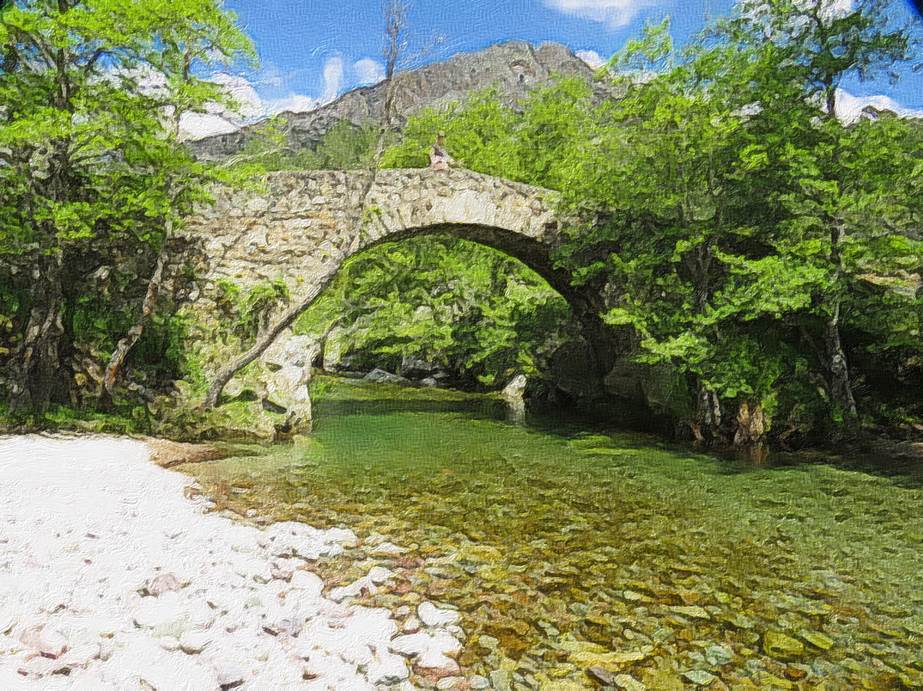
[0,435,464,690]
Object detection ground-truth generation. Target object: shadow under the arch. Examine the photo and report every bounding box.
[314,393,509,422]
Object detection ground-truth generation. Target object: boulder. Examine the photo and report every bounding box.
[502,374,528,423]
[261,334,321,371]
[364,369,410,385]
[502,374,528,403]
[322,326,351,372]
[257,331,317,434]
[604,358,691,420]
[399,354,440,380]
[549,339,605,401]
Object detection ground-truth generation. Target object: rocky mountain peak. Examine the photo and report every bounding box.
[191,41,596,161]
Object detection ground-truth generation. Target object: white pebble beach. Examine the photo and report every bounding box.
[0,436,463,690]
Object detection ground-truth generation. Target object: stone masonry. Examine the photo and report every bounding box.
[181,168,568,312]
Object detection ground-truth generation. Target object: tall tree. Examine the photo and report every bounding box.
[718,0,915,427]
[0,0,254,414]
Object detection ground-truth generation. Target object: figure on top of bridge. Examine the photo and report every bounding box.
[429,131,455,171]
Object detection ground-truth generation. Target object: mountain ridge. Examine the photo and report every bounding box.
[190,40,597,160]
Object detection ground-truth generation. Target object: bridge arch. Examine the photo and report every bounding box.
[184,168,563,295]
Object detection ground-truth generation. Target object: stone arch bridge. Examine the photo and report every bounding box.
[184,168,580,307]
[179,169,615,419]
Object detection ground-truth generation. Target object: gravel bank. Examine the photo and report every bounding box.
[0,436,463,689]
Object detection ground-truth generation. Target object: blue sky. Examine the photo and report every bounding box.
[216,0,922,120]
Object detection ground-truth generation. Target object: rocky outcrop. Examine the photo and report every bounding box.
[259,333,320,434]
[190,41,596,160]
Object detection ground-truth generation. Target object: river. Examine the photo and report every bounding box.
[179,377,923,689]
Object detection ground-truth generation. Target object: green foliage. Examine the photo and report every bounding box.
[295,236,572,388]
[232,119,378,172]
[0,0,255,411]
[216,279,290,345]
[375,1,921,442]
[3,0,920,444]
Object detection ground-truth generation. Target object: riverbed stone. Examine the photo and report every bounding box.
[178,630,211,654]
[799,630,834,651]
[763,631,805,660]
[469,674,491,688]
[19,625,68,659]
[683,669,717,686]
[669,605,710,620]
[371,541,407,556]
[367,649,411,685]
[390,630,462,670]
[490,669,513,691]
[614,673,647,690]
[419,601,461,627]
[365,368,410,385]
[569,648,649,671]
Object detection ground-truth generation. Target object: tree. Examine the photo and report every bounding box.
[293,235,572,388]
[544,22,789,445]
[0,0,254,414]
[715,0,918,430]
[374,4,919,445]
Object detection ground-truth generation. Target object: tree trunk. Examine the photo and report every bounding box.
[102,243,168,398]
[824,300,858,426]
[823,217,858,428]
[9,254,65,415]
[733,401,769,463]
[690,382,722,446]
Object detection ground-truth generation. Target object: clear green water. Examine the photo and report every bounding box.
[182,378,923,689]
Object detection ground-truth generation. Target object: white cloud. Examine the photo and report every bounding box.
[178,112,240,140]
[210,73,264,119]
[545,0,662,29]
[179,56,348,140]
[321,56,344,103]
[835,88,923,125]
[576,49,607,69]
[264,94,319,115]
[354,58,386,86]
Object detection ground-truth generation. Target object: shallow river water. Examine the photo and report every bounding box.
[180,378,923,689]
